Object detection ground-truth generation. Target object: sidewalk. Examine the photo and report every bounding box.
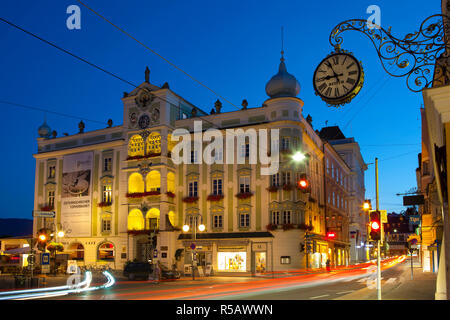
[336,262,437,300]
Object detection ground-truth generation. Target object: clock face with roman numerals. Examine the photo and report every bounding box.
[313,52,364,106]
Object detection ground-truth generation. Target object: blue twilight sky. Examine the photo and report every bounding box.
[0,0,439,219]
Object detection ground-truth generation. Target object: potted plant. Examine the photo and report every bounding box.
[266,223,277,231]
[182,196,199,203]
[267,185,279,193]
[166,191,176,198]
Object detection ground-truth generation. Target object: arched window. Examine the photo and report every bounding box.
[146,170,160,192]
[146,132,161,154]
[128,173,144,193]
[167,172,175,193]
[146,208,160,230]
[168,210,177,227]
[128,135,144,157]
[98,242,115,261]
[68,242,84,260]
[128,209,144,230]
[167,133,176,153]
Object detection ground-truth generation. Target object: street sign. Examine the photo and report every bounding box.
[380,210,387,223]
[190,243,196,250]
[41,253,50,265]
[153,249,158,258]
[409,215,420,226]
[33,210,55,218]
[403,195,424,206]
[41,265,50,274]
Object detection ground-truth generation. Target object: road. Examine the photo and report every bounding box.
[41,256,415,300]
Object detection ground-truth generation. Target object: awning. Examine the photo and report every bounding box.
[2,247,31,255]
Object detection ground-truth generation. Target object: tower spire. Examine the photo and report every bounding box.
[281,26,285,62]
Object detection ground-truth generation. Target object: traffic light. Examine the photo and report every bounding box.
[369,210,381,241]
[297,174,309,192]
[37,228,50,252]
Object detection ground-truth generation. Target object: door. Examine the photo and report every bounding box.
[255,252,266,273]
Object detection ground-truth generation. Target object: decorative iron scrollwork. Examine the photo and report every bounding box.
[329,14,450,92]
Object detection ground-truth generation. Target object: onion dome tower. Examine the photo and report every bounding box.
[38,121,52,138]
[265,51,300,99]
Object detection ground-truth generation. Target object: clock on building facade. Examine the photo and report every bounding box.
[138,114,150,129]
[313,50,364,107]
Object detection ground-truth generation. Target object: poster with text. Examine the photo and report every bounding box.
[61,152,93,237]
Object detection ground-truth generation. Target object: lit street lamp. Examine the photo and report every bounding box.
[182,213,205,280]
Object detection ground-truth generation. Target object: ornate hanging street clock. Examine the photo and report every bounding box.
[313,49,364,107]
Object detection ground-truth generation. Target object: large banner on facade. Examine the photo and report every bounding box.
[61,152,93,237]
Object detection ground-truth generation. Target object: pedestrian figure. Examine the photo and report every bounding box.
[326,259,331,272]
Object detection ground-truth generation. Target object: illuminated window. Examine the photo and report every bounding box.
[280,256,291,264]
[168,210,177,227]
[98,242,114,261]
[146,170,161,192]
[146,208,160,230]
[147,132,161,154]
[47,191,55,208]
[128,135,144,156]
[102,184,112,203]
[68,243,84,260]
[128,173,144,193]
[128,209,144,230]
[48,166,56,179]
[167,172,175,193]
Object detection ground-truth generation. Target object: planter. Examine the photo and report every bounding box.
[98,201,112,207]
[182,196,199,203]
[126,152,161,161]
[166,191,175,198]
[267,186,279,193]
[282,184,294,191]
[207,194,224,201]
[236,192,253,199]
[126,191,161,198]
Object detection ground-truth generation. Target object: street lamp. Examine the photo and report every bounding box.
[363,200,371,211]
[292,151,306,162]
[182,213,205,280]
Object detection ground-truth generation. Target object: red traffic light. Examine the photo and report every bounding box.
[371,221,380,230]
[326,232,336,239]
[297,174,309,189]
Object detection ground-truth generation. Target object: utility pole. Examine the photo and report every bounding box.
[375,158,381,300]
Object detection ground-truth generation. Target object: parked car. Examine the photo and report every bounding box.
[123,262,153,280]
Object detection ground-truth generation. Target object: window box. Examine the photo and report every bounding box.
[280,149,292,155]
[207,194,224,201]
[182,196,199,203]
[40,205,54,211]
[126,191,160,198]
[282,184,294,191]
[166,191,176,198]
[126,152,161,161]
[98,201,112,207]
[266,223,277,231]
[235,192,253,199]
[267,185,279,193]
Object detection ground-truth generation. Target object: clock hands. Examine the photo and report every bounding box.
[316,73,344,82]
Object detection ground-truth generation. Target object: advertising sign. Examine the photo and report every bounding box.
[33,210,56,218]
[41,253,50,265]
[61,152,93,237]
